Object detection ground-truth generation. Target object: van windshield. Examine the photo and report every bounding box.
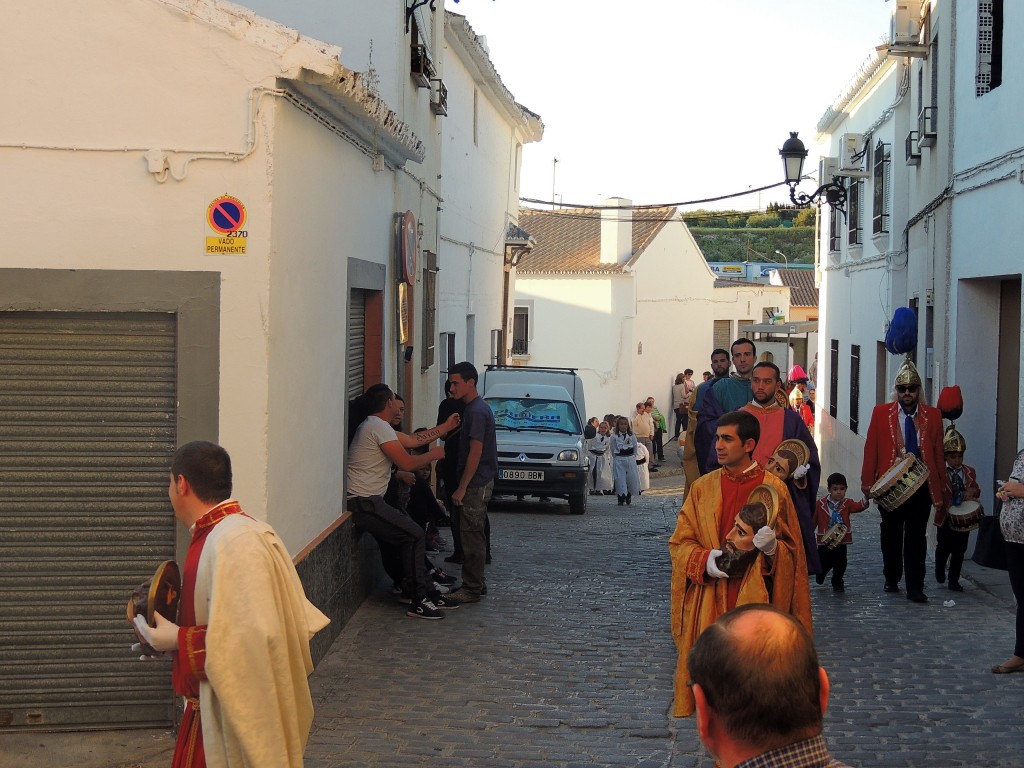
[486,398,582,434]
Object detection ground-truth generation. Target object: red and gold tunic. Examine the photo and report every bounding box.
[172,500,245,768]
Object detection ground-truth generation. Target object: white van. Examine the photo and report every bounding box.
[478,365,589,515]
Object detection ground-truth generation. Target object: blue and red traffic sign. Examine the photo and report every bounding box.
[207,196,247,234]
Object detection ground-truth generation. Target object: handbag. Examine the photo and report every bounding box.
[971,509,1008,571]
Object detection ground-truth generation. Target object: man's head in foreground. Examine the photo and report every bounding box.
[688,604,830,768]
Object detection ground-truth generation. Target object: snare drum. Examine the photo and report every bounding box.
[820,522,849,549]
[947,499,983,532]
[870,455,929,512]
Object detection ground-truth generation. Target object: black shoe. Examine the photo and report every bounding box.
[427,591,460,609]
[618,495,625,506]
[832,582,845,592]
[407,599,445,619]
[444,554,464,565]
[884,582,900,593]
[649,467,659,473]
[626,494,632,505]
[948,581,964,592]
[815,573,826,585]
[935,564,946,584]
[907,592,928,603]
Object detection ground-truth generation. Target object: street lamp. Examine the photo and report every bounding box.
[779,132,847,214]
[774,250,789,267]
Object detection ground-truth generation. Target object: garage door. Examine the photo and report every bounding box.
[0,312,178,731]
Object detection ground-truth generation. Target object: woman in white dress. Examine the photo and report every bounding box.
[587,421,614,495]
[611,416,640,506]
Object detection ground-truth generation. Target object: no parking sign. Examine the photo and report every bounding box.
[206,195,247,254]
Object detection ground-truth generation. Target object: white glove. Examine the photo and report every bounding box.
[133,612,180,653]
[792,463,811,480]
[705,549,729,579]
[130,642,168,661]
[753,526,778,557]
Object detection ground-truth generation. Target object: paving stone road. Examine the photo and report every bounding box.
[305,477,1024,768]
[4,474,1022,767]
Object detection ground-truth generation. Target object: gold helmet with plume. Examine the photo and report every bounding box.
[895,357,922,388]
[943,425,967,454]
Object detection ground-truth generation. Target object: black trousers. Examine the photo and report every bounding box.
[818,543,848,586]
[1006,540,1024,658]
[935,523,970,584]
[349,496,430,600]
[653,428,665,462]
[879,484,932,594]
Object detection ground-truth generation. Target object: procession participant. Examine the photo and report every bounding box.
[814,472,870,592]
[587,420,614,495]
[132,441,330,768]
[696,339,757,476]
[636,439,651,494]
[739,361,822,573]
[584,416,599,440]
[693,349,732,476]
[688,604,850,768]
[934,426,980,592]
[611,415,640,506]
[669,409,811,717]
[861,359,950,602]
[791,387,814,429]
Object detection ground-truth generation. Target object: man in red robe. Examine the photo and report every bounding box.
[669,410,811,717]
[133,441,329,767]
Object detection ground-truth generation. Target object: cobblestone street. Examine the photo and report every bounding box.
[305,475,1024,768]
[4,475,1022,767]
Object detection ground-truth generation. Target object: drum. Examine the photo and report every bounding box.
[948,499,983,532]
[820,523,849,549]
[870,455,929,512]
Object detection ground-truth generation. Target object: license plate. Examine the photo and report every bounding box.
[500,469,544,481]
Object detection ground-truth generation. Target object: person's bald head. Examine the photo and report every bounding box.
[688,605,827,755]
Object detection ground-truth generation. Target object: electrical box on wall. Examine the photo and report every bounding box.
[838,134,870,177]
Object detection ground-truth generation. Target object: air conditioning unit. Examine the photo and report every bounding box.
[838,134,870,177]
[890,0,923,44]
[819,156,840,186]
[885,0,928,57]
[429,79,448,116]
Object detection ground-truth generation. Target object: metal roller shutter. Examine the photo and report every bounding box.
[713,320,732,352]
[0,312,177,731]
[347,290,366,400]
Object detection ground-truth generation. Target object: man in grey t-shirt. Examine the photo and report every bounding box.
[446,362,497,603]
[347,384,451,619]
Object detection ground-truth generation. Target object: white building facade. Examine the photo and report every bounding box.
[816,0,1021,502]
[0,0,537,731]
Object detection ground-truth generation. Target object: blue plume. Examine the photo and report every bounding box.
[885,307,918,355]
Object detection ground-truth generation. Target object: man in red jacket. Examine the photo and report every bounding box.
[861,359,951,603]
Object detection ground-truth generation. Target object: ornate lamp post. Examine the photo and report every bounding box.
[779,132,847,214]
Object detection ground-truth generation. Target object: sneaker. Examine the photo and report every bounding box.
[431,568,457,586]
[407,599,445,619]
[446,587,481,604]
[428,591,459,609]
[433,581,451,595]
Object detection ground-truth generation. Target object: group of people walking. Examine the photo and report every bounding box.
[585,396,671,505]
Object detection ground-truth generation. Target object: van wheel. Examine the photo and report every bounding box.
[568,492,587,515]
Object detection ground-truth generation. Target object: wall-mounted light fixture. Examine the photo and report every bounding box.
[779,132,847,214]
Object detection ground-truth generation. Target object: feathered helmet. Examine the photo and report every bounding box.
[886,307,921,388]
[943,425,967,454]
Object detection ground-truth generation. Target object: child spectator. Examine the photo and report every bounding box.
[935,426,980,592]
[814,472,869,592]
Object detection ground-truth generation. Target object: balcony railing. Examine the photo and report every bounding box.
[918,106,937,148]
[905,130,921,166]
[511,338,529,355]
[429,79,448,116]
[410,44,433,88]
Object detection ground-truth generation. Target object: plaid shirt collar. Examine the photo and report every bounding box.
[735,735,848,768]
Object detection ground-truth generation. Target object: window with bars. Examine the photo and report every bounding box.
[511,306,529,355]
[848,181,862,246]
[977,1,1004,96]
[850,344,861,434]
[872,141,891,235]
[829,339,839,419]
[421,250,437,370]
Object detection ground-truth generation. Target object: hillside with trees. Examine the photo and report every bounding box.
[682,205,816,264]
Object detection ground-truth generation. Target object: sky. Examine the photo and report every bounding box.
[452,0,893,211]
